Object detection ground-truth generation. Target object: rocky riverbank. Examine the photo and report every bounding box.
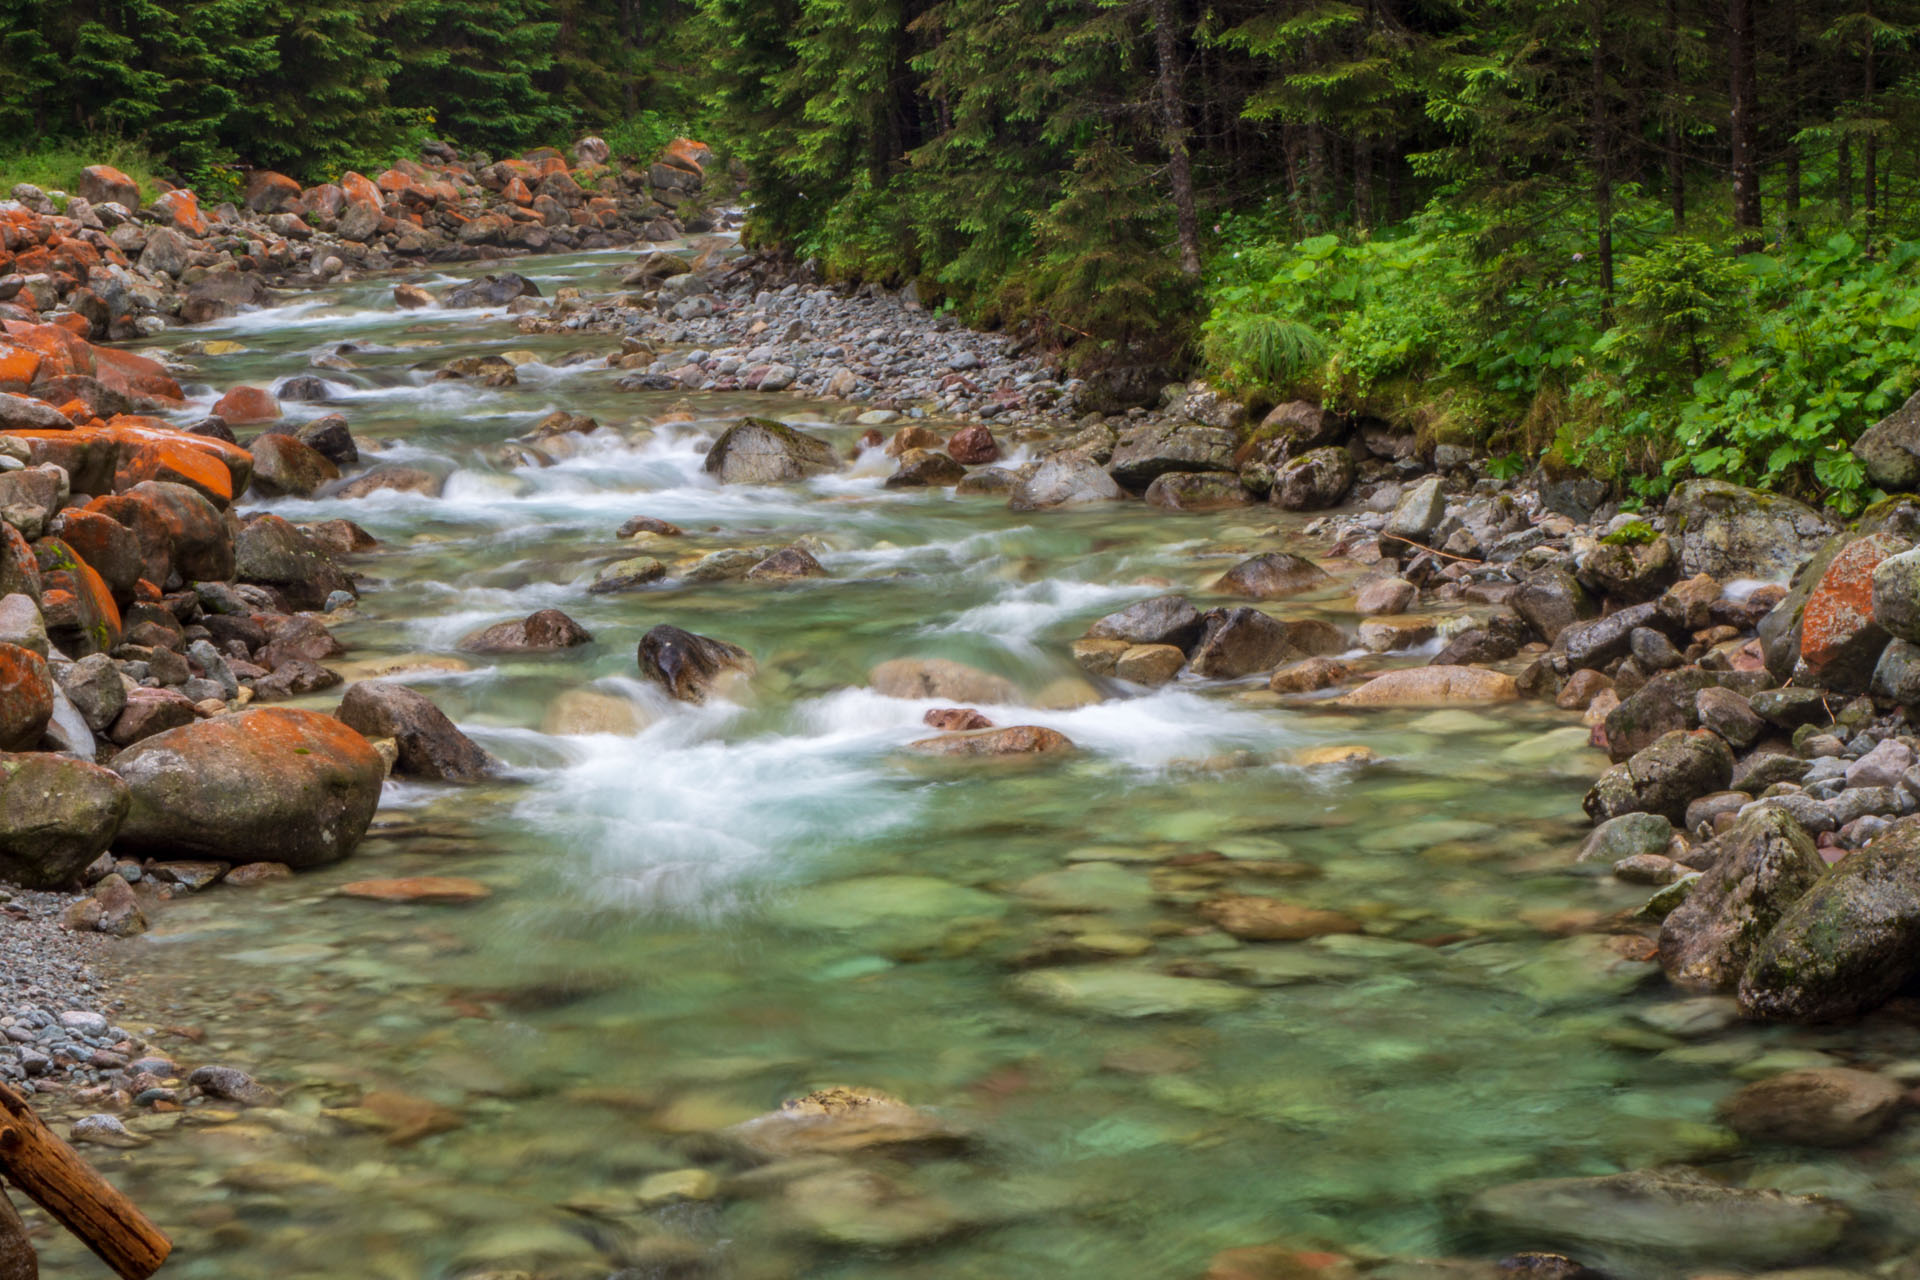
[5,234,1920,1279]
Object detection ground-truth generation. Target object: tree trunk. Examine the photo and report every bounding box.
[1729,0,1762,250]
[1664,0,1685,226]
[1783,0,1801,220]
[0,1085,170,1280]
[1838,134,1854,219]
[1592,2,1616,323]
[1354,136,1373,230]
[1150,0,1202,275]
[1864,7,1879,245]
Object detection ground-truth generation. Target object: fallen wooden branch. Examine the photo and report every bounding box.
[0,1085,170,1279]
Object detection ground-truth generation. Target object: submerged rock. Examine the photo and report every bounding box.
[109,707,385,869]
[1739,817,1920,1021]
[728,1087,968,1158]
[1718,1067,1905,1147]
[1011,963,1253,1018]
[1337,665,1518,707]
[907,725,1072,757]
[460,608,593,654]
[1468,1169,1849,1268]
[637,625,755,703]
[870,657,1019,704]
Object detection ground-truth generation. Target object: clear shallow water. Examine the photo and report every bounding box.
[47,257,1920,1279]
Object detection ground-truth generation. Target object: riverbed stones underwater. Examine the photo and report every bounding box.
[8,178,1920,1280]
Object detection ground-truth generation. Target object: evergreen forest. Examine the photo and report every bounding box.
[8,0,1920,505]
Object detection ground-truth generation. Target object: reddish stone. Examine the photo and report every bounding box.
[77,165,141,209]
[0,522,39,600]
[1204,1245,1356,1280]
[211,385,280,425]
[53,508,143,599]
[1797,532,1908,692]
[661,137,712,174]
[244,170,302,214]
[923,708,993,731]
[946,425,999,465]
[109,687,199,747]
[0,641,54,750]
[502,177,534,206]
[340,877,491,905]
[35,537,123,653]
[90,345,184,408]
[88,480,234,584]
[148,189,207,236]
[0,341,43,392]
[302,183,345,221]
[339,171,382,209]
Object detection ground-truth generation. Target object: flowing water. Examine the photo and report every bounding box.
[47,253,1920,1279]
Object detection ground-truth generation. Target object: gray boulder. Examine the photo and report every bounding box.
[1187,608,1292,679]
[637,625,755,703]
[1658,809,1825,992]
[1851,388,1920,490]
[1009,457,1123,512]
[1384,476,1446,544]
[1664,480,1836,582]
[1584,729,1735,825]
[703,419,841,485]
[1514,567,1595,644]
[1740,816,1920,1021]
[1271,447,1356,511]
[1212,552,1331,600]
[234,514,353,610]
[336,682,499,783]
[1104,423,1236,488]
[1870,545,1920,643]
[1087,596,1205,651]
[0,754,130,888]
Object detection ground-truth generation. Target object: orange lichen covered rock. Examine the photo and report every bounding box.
[211,385,280,425]
[0,642,54,751]
[662,138,712,174]
[88,480,233,583]
[0,342,43,393]
[34,537,122,655]
[148,189,208,235]
[91,346,185,408]
[108,707,386,869]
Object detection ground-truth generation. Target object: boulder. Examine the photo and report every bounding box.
[1384,476,1446,544]
[1269,656,1349,693]
[884,450,965,488]
[1792,532,1906,692]
[1869,545,1920,643]
[57,654,124,732]
[1212,552,1331,600]
[1143,472,1253,511]
[1717,1067,1905,1147]
[1337,666,1518,707]
[1514,567,1597,644]
[870,658,1019,704]
[1008,457,1123,512]
[637,625,755,703]
[0,596,44,658]
[0,754,129,888]
[443,272,541,309]
[1467,1169,1848,1269]
[1602,668,1720,761]
[1575,535,1677,604]
[1113,644,1184,684]
[1268,446,1357,512]
[328,467,444,500]
[1583,730,1735,825]
[945,426,998,465]
[1739,816,1920,1021]
[107,688,200,747]
[1087,596,1205,651]
[248,432,340,498]
[745,546,828,581]
[211,385,280,425]
[336,682,499,782]
[234,514,353,610]
[1664,480,1837,582]
[51,510,141,599]
[108,707,385,869]
[1105,423,1237,488]
[77,164,140,209]
[703,418,840,485]
[907,726,1073,757]
[1658,809,1826,992]
[1851,388,1920,490]
[1199,896,1361,941]
[1187,608,1295,679]
[459,609,593,654]
[179,272,273,324]
[0,643,53,751]
[87,480,232,584]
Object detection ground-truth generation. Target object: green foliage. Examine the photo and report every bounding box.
[599,113,690,166]
[0,138,165,203]
[1600,519,1658,545]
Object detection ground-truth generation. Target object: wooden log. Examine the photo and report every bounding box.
[0,1183,36,1280]
[0,1085,169,1280]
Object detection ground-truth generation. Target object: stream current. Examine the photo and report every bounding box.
[44,251,1920,1279]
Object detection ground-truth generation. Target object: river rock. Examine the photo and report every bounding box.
[1272,447,1356,511]
[329,466,444,500]
[0,753,130,888]
[746,546,828,581]
[946,426,998,464]
[1467,1169,1848,1268]
[1658,809,1825,992]
[1199,896,1361,941]
[1664,480,1837,582]
[1602,668,1719,761]
[1009,457,1123,511]
[1385,476,1446,544]
[187,1065,279,1107]
[107,687,196,746]
[1354,577,1416,617]
[340,876,492,905]
[337,682,499,782]
[0,642,52,750]
[1584,730,1735,825]
[1087,596,1205,651]
[1011,962,1252,1018]
[460,608,593,653]
[1793,532,1905,692]
[444,272,540,308]
[89,480,233,583]
[1188,608,1294,678]
[1337,666,1518,707]
[728,1087,968,1159]
[1213,552,1331,600]
[1851,389,1920,489]
[248,432,339,498]
[885,449,965,488]
[871,658,1019,704]
[1269,656,1348,693]
[234,513,353,609]
[0,595,44,658]
[1869,545,1920,643]
[1514,567,1595,644]
[1143,472,1253,511]
[588,556,665,593]
[1577,812,1673,863]
[1695,685,1764,749]
[703,418,840,484]
[907,725,1073,757]
[1719,1067,1905,1147]
[1105,423,1236,488]
[108,707,385,868]
[637,625,755,703]
[1739,816,1920,1021]
[1114,644,1184,684]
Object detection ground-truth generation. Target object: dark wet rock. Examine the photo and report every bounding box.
[253,656,340,699]
[1577,812,1673,864]
[109,707,385,869]
[1695,686,1764,749]
[637,625,755,703]
[0,753,130,888]
[1603,668,1719,762]
[460,609,593,654]
[1658,809,1825,992]
[746,546,828,581]
[1872,637,1920,703]
[1584,730,1736,826]
[247,432,339,498]
[1664,480,1837,582]
[1271,447,1356,511]
[337,682,499,783]
[1009,457,1123,511]
[1432,618,1528,667]
[287,413,358,467]
[885,450,966,489]
[946,426,999,465]
[1467,1169,1849,1269]
[1576,535,1677,605]
[234,513,353,610]
[443,272,541,309]
[1740,816,1920,1021]
[1515,567,1596,644]
[1212,552,1331,601]
[704,418,841,485]
[1087,596,1205,651]
[907,725,1073,757]
[1629,626,1685,671]
[1748,687,1832,730]
[1560,602,1670,672]
[1105,423,1236,488]
[587,556,666,594]
[1188,608,1294,679]
[1717,1067,1905,1147]
[618,514,684,538]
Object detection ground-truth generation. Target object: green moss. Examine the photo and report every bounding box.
[1601,519,1658,546]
